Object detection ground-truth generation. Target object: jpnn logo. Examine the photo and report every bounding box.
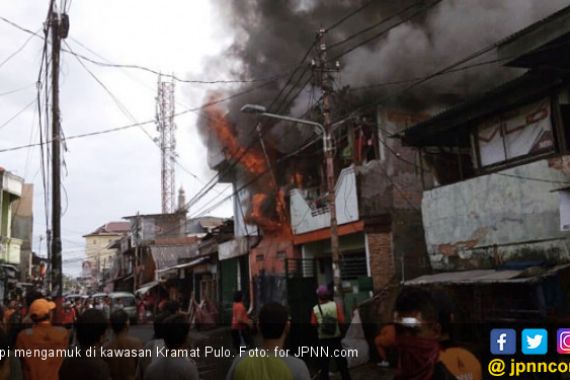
[522,329,548,355]
[490,329,516,355]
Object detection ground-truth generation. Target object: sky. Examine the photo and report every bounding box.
[0,1,235,276]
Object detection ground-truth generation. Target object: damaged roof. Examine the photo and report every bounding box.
[402,6,570,147]
[497,5,570,68]
[402,72,565,146]
[405,264,570,285]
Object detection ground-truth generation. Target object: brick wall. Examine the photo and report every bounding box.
[367,230,395,291]
[391,210,431,281]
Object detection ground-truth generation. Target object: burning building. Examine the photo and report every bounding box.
[200,0,570,314]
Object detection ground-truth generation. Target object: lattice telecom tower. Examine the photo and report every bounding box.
[156,75,177,213]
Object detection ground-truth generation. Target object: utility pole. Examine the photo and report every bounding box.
[49,5,69,299]
[133,212,141,292]
[50,9,62,298]
[316,27,343,306]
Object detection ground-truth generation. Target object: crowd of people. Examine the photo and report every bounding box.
[230,285,483,380]
[0,290,200,380]
[0,284,484,380]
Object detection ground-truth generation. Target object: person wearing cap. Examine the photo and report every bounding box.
[15,298,69,380]
[310,285,351,380]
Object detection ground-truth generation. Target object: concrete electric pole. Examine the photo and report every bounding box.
[50,7,69,298]
[316,27,343,306]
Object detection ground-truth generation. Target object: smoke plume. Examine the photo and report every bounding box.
[195,0,569,231]
[198,0,568,151]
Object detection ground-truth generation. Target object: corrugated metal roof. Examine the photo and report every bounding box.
[405,264,570,285]
[150,245,199,270]
[496,5,570,48]
[402,72,564,145]
[156,257,208,274]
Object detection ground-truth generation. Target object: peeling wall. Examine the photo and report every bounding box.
[358,108,429,218]
[423,156,570,270]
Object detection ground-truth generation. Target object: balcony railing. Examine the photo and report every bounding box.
[290,166,359,235]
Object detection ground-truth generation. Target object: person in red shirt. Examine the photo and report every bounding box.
[3,301,15,326]
[231,291,253,351]
[61,302,76,330]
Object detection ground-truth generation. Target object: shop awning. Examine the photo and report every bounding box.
[136,281,159,295]
[405,264,570,285]
[150,244,200,270]
[218,237,252,261]
[155,256,209,275]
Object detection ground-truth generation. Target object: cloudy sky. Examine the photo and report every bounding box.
[0,1,235,276]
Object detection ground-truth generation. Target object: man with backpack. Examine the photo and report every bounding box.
[310,285,351,380]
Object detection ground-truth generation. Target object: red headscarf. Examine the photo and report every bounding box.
[394,335,441,380]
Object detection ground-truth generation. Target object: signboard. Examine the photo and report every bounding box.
[477,98,554,167]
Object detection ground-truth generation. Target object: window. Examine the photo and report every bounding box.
[475,98,554,167]
[340,251,367,281]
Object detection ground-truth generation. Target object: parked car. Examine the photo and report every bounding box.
[91,292,107,305]
[64,294,83,304]
[108,292,137,322]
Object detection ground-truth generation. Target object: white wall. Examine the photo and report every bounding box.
[423,157,570,269]
[290,166,359,235]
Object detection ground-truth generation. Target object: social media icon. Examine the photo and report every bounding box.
[557,329,570,354]
[490,329,516,355]
[522,329,548,355]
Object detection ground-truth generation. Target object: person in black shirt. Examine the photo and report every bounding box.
[59,309,110,380]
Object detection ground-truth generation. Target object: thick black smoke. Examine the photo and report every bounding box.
[199,0,569,153]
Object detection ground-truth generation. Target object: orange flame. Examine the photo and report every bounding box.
[244,193,285,233]
[204,93,292,238]
[203,97,266,174]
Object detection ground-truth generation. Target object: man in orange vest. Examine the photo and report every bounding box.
[16,298,69,380]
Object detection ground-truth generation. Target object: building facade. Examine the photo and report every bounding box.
[401,7,570,271]
[0,169,25,266]
[82,221,130,290]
